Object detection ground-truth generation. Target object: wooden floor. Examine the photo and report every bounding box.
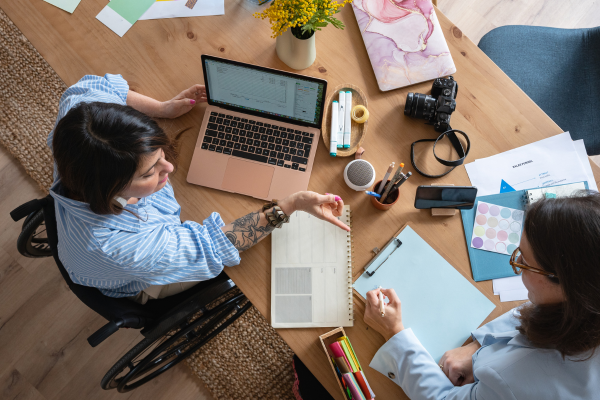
[0,1,598,399]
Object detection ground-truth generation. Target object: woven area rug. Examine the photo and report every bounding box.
[0,8,295,399]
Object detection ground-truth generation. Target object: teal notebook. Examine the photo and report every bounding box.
[461,181,589,281]
[353,225,495,362]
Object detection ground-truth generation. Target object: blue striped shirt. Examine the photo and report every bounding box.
[47,74,240,298]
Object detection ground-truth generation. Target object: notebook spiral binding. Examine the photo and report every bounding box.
[347,209,354,322]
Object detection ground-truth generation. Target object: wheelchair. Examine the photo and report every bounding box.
[10,195,251,393]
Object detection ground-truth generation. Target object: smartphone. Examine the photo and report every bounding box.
[414,186,478,210]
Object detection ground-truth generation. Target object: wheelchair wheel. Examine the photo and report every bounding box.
[101,290,250,393]
[17,209,52,258]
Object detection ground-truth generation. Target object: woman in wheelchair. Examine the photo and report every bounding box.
[49,74,350,304]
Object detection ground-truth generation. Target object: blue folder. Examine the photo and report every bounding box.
[461,182,589,281]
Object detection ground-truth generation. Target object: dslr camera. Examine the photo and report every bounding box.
[404,76,458,133]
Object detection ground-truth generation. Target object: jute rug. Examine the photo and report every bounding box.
[0,8,295,399]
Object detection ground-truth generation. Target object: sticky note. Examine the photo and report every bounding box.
[96,0,156,37]
[44,0,82,13]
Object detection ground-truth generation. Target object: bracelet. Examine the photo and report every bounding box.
[262,200,291,228]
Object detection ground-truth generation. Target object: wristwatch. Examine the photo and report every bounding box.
[262,199,290,228]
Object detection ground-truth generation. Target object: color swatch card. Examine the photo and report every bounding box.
[97,0,156,37]
[470,202,523,255]
[44,0,82,13]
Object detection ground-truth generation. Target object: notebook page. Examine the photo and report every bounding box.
[271,206,352,328]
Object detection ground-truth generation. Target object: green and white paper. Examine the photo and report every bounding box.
[44,0,82,14]
[96,0,156,37]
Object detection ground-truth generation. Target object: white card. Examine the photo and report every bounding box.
[470,201,523,255]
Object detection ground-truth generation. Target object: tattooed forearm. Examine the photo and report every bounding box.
[222,211,276,252]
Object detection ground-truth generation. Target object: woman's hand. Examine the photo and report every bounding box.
[439,340,481,386]
[364,288,405,341]
[278,191,350,231]
[160,84,207,118]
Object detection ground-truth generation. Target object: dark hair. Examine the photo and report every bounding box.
[518,191,600,359]
[52,102,177,214]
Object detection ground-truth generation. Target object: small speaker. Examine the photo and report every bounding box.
[344,159,376,191]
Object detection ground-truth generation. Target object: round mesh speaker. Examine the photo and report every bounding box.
[344,160,375,191]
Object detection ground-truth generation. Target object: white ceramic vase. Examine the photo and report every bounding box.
[275,28,316,70]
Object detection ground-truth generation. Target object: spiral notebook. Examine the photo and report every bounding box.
[271,206,353,328]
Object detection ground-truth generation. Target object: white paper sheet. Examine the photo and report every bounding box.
[499,289,529,302]
[493,275,525,295]
[139,0,224,20]
[466,133,593,196]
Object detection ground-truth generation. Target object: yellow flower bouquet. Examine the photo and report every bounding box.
[254,0,353,39]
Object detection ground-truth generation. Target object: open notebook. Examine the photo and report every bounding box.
[271,206,353,328]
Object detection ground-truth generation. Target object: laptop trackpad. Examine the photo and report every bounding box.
[221,158,274,199]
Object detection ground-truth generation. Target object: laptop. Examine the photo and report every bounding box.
[187,55,328,200]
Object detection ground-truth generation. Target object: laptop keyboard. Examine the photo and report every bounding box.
[200,112,314,172]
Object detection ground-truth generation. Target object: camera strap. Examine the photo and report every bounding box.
[410,129,471,178]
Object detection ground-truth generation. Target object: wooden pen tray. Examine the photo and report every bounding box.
[321,83,369,157]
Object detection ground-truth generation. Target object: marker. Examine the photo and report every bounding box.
[365,191,381,199]
[344,91,352,148]
[377,162,395,194]
[338,91,345,148]
[378,286,385,317]
[330,101,338,156]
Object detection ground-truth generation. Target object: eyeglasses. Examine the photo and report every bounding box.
[510,247,557,279]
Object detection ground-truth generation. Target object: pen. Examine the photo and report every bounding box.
[378,286,385,317]
[377,162,395,194]
[381,163,404,203]
[330,101,338,156]
[384,172,413,204]
[365,191,381,199]
[381,172,405,204]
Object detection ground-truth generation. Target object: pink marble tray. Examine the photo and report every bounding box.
[352,0,456,91]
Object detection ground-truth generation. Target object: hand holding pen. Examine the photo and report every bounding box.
[364,287,405,341]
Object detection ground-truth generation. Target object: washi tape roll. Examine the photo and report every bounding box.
[351,105,369,123]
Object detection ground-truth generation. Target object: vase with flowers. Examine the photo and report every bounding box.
[254,0,352,70]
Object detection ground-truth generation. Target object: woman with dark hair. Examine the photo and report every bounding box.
[49,74,349,304]
[363,193,600,399]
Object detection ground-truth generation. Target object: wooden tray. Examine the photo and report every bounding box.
[321,83,369,157]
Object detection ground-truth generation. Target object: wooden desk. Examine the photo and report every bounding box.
[2,1,598,399]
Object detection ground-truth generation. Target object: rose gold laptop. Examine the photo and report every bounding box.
[187,55,328,200]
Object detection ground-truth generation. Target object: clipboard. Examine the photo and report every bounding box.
[352,222,496,362]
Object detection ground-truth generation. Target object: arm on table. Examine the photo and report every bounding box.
[221,191,350,252]
[364,289,517,400]
[126,84,207,118]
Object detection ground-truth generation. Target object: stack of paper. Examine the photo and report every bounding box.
[466,132,597,196]
[465,132,597,301]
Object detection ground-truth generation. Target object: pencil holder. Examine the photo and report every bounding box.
[371,180,400,211]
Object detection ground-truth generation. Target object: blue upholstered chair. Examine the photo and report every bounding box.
[478,26,600,155]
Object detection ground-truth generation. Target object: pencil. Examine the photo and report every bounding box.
[380,163,404,203]
[376,162,394,194]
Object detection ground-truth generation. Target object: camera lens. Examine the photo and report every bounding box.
[404,93,415,116]
[405,92,436,120]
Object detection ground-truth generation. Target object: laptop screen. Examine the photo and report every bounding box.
[203,56,327,128]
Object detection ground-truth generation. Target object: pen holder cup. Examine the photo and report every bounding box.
[371,180,400,211]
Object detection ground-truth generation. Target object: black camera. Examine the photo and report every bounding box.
[404,76,458,133]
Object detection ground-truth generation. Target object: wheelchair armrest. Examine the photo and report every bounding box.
[10,198,48,221]
[88,320,123,347]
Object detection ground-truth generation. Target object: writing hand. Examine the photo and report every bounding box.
[364,288,404,341]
